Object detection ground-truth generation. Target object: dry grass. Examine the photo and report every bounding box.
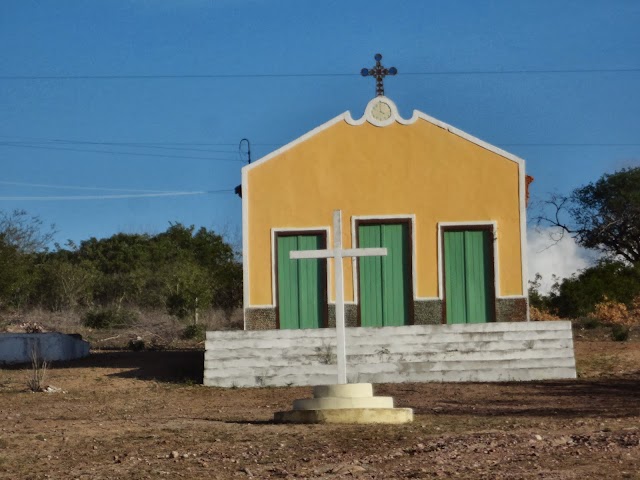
[1,343,639,479]
[26,346,48,392]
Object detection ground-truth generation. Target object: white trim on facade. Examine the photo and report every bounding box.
[269,226,331,308]
[244,96,525,174]
[350,214,417,304]
[518,162,530,320]
[241,168,249,330]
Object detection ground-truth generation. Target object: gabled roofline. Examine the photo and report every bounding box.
[243,96,525,174]
[241,97,530,309]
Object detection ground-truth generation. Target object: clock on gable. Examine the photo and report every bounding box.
[371,100,392,121]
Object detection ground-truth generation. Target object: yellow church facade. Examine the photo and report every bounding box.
[241,96,529,330]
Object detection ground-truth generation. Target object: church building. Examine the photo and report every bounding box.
[240,55,529,331]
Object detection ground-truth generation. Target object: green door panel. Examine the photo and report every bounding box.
[297,235,324,329]
[277,234,325,329]
[359,225,384,327]
[444,229,494,324]
[464,231,493,323]
[444,231,468,324]
[359,223,411,327]
[382,224,410,326]
[277,236,299,330]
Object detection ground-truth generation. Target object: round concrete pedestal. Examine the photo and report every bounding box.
[274,383,413,424]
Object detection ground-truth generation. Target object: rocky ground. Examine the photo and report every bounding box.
[0,332,638,479]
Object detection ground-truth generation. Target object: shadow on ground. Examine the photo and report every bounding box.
[385,376,640,419]
[45,350,205,384]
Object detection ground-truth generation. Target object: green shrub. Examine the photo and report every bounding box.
[182,324,206,341]
[611,325,630,342]
[166,292,191,320]
[579,316,601,330]
[83,308,138,329]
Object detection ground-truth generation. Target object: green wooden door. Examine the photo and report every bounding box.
[444,229,494,324]
[358,223,411,327]
[277,234,326,329]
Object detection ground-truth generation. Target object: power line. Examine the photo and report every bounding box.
[0,181,183,193]
[11,141,236,154]
[3,135,638,149]
[0,142,240,162]
[0,135,282,147]
[1,138,637,154]
[404,68,640,75]
[499,143,640,147]
[0,189,233,201]
[0,67,638,81]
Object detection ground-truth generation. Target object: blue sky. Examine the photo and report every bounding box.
[1,1,638,283]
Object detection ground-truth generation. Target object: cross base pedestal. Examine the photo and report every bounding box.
[274,383,413,424]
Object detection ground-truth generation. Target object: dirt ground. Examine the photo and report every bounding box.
[1,334,639,479]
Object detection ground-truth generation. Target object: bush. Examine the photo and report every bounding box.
[590,298,632,326]
[589,296,640,328]
[128,337,146,351]
[530,305,562,321]
[611,325,630,342]
[83,308,138,329]
[578,316,601,330]
[182,324,206,341]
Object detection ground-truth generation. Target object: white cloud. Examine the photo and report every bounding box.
[526,228,595,295]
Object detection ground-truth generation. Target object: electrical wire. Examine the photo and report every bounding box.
[1,137,637,152]
[0,181,183,193]
[0,135,282,147]
[1,68,638,80]
[0,135,640,150]
[500,143,640,147]
[0,141,240,162]
[0,139,237,154]
[0,189,233,201]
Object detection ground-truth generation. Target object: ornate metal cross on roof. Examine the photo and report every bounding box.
[360,53,397,97]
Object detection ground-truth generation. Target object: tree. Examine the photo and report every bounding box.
[0,219,243,314]
[0,209,56,253]
[537,167,640,264]
[528,273,553,311]
[77,233,152,275]
[548,260,640,318]
[211,259,243,313]
[0,238,34,309]
[164,260,212,320]
[35,258,97,311]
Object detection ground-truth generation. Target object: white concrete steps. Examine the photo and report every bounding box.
[204,321,577,387]
[293,396,394,410]
[205,356,575,378]
[365,367,578,384]
[205,324,572,343]
[204,338,573,361]
[276,383,413,424]
[204,347,573,370]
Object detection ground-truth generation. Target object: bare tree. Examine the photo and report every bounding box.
[0,209,56,253]
[534,167,640,264]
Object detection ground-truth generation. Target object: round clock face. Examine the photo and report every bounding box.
[371,100,392,121]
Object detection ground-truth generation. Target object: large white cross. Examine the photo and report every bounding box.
[290,210,387,384]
